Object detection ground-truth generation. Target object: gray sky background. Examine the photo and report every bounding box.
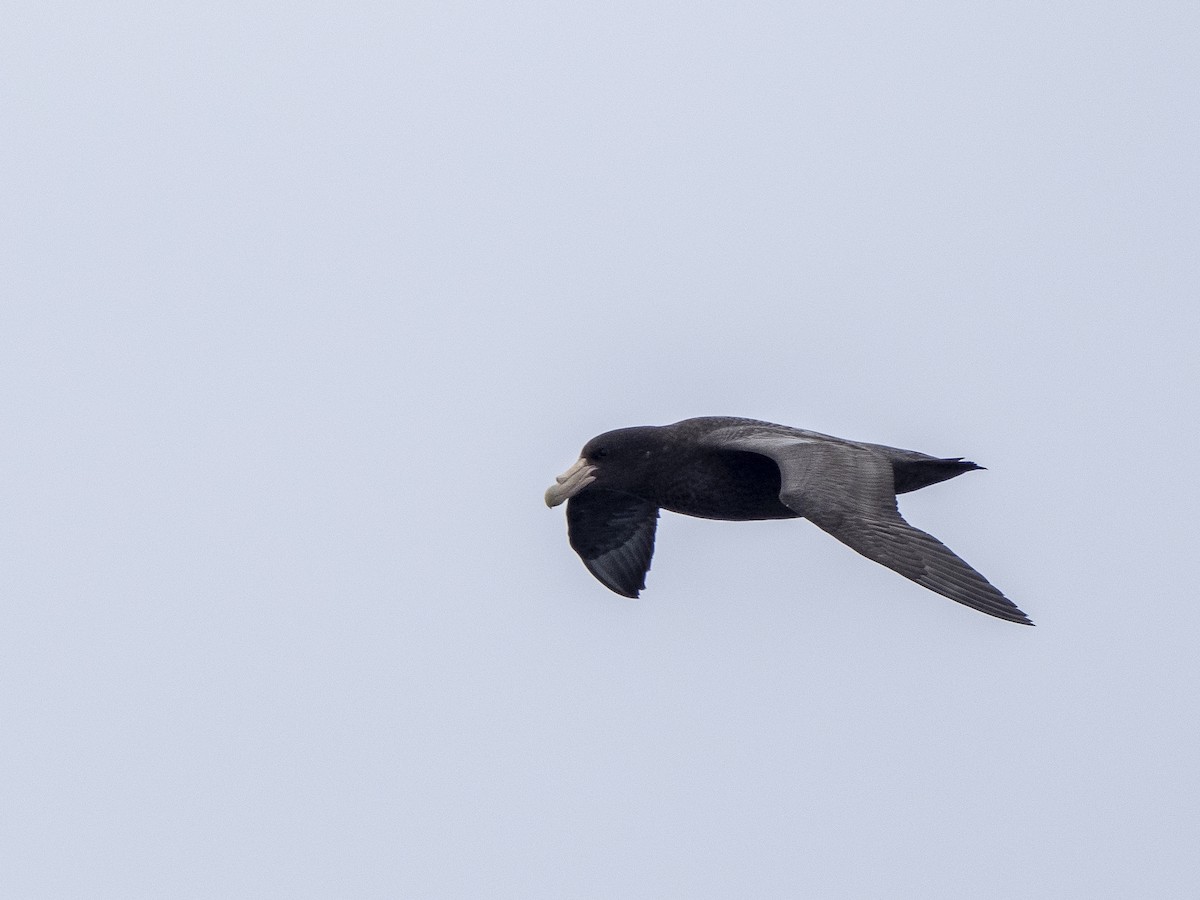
[4,3,1199,897]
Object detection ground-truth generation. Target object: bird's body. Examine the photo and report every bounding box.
[648,443,793,520]
[545,416,1032,625]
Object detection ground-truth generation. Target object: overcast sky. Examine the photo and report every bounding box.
[4,3,1199,897]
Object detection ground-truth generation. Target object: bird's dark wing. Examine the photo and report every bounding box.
[700,427,1032,624]
[566,490,659,598]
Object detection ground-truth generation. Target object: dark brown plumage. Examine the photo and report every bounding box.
[545,416,1032,625]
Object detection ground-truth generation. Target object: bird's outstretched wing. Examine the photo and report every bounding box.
[701,426,1032,624]
[566,490,659,598]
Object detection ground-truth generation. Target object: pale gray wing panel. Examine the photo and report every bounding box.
[704,431,1032,624]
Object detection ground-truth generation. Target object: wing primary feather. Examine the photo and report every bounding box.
[567,490,659,599]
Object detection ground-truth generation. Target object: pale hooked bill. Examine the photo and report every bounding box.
[544,457,596,508]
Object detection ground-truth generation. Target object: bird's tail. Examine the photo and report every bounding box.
[890,456,983,494]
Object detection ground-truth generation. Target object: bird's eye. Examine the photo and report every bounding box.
[592,447,609,460]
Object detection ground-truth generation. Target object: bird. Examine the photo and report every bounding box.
[544,416,1032,625]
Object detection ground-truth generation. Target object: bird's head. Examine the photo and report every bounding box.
[544,425,663,507]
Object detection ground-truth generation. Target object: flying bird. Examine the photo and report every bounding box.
[545,417,1032,624]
